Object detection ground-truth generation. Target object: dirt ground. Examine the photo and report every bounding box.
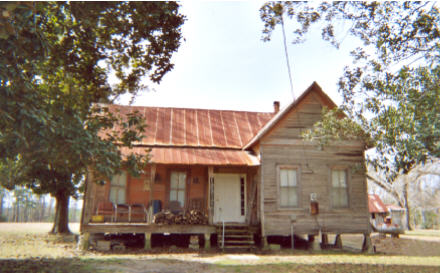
[0,223,439,273]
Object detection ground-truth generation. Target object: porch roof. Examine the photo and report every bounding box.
[120,146,260,166]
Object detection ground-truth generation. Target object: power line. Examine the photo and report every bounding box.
[280,13,295,100]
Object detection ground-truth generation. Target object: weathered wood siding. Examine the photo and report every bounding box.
[260,91,370,236]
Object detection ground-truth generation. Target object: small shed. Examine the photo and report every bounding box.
[368,194,388,226]
[385,204,406,229]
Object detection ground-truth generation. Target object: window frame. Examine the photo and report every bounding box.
[277,165,301,209]
[109,171,127,204]
[329,166,350,209]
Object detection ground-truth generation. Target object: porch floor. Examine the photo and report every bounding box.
[83,223,216,234]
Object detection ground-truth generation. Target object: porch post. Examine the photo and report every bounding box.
[321,233,328,246]
[144,232,152,250]
[204,233,211,249]
[362,233,373,253]
[148,165,156,223]
[78,232,90,251]
[208,166,214,225]
[334,234,343,249]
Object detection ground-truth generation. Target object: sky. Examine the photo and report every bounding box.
[117,1,357,113]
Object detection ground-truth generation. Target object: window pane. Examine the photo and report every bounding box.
[179,173,186,189]
[288,188,297,206]
[280,188,288,206]
[339,171,347,187]
[280,170,288,187]
[170,172,178,189]
[117,188,125,204]
[332,171,339,187]
[170,190,177,201]
[111,171,126,186]
[177,190,185,206]
[288,170,297,186]
[109,189,117,203]
[339,189,348,207]
[332,190,339,207]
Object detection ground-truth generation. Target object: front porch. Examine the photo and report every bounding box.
[80,164,261,250]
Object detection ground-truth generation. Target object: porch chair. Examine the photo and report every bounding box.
[96,201,116,222]
[189,198,205,212]
[130,204,148,222]
[115,204,130,222]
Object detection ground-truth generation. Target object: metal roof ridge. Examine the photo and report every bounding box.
[98,103,274,114]
[123,144,245,150]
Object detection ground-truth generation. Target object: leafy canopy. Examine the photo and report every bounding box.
[0,2,184,196]
[261,1,440,179]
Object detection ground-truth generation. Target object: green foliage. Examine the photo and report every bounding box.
[261,2,440,179]
[0,2,184,231]
[302,107,372,148]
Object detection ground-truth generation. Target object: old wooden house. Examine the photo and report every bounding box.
[80,82,372,251]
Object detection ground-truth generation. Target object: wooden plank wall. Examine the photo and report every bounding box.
[260,91,370,236]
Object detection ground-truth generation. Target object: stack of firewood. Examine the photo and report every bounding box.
[153,209,208,225]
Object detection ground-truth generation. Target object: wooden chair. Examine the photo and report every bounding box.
[96,201,116,222]
[189,198,205,212]
[130,204,148,222]
[115,204,130,222]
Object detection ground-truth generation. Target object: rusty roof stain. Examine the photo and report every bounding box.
[120,146,259,166]
[106,104,274,149]
[368,194,388,213]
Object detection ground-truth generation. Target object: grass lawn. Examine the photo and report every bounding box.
[0,223,439,273]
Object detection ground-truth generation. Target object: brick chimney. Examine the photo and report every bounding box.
[273,101,280,114]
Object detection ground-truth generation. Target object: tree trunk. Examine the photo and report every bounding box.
[0,192,3,219]
[403,178,412,230]
[50,189,71,234]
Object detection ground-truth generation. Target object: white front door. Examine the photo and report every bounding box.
[213,173,245,223]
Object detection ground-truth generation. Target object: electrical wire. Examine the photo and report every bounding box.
[280,13,295,100]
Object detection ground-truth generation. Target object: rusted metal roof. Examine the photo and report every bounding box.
[368,194,388,213]
[120,146,259,166]
[106,104,273,149]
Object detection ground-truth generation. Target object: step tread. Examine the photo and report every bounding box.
[219,240,255,244]
[219,234,252,237]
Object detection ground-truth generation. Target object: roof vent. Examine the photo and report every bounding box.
[273,101,280,113]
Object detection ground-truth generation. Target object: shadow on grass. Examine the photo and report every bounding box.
[1,257,438,273]
[0,258,94,273]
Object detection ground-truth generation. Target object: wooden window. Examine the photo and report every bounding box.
[170,171,186,207]
[331,169,348,208]
[109,171,127,204]
[279,167,299,208]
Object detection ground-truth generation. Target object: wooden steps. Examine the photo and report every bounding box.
[216,223,256,250]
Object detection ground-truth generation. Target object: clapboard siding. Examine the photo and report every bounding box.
[259,90,369,237]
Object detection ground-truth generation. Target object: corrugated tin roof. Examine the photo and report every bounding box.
[120,146,259,166]
[368,194,388,213]
[106,105,273,149]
